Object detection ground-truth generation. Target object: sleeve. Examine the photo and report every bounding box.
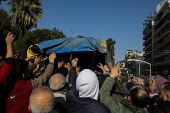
[66,67,79,102]
[0,62,13,88]
[31,63,54,88]
[100,77,125,113]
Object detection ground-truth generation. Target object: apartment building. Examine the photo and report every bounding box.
[143,0,170,75]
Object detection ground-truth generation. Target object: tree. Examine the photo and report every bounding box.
[13,28,66,58]
[7,0,43,38]
[77,35,85,38]
[106,38,116,58]
[0,8,20,57]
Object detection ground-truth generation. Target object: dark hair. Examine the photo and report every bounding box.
[30,45,40,55]
[120,73,128,83]
[38,60,49,70]
[162,82,170,93]
[140,77,150,87]
[129,87,148,108]
[54,67,68,77]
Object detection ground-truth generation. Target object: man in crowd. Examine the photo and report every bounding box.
[150,82,170,113]
[100,64,149,113]
[29,86,54,113]
[49,73,67,113]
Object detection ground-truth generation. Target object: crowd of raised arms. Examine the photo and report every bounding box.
[0,32,170,113]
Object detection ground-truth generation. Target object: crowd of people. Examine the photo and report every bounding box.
[0,32,170,113]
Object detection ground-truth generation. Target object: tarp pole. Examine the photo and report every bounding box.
[91,52,96,70]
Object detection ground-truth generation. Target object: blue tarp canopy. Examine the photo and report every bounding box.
[38,37,107,54]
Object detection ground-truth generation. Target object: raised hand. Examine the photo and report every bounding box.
[71,58,78,67]
[5,32,15,44]
[58,60,65,68]
[110,64,120,78]
[97,62,106,73]
[49,52,57,63]
[34,55,43,65]
[104,65,110,72]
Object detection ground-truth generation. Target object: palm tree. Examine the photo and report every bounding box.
[7,0,43,38]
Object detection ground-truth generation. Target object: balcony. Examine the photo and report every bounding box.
[154,30,170,43]
[154,9,169,29]
[143,36,152,46]
[154,21,170,36]
[154,38,170,50]
[144,51,152,57]
[143,44,152,51]
[143,30,152,40]
[153,60,170,67]
[153,53,167,59]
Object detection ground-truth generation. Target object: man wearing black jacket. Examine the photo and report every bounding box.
[150,82,170,113]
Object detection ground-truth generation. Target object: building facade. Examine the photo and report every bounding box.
[143,0,170,75]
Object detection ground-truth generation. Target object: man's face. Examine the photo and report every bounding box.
[159,84,166,101]
[149,79,156,92]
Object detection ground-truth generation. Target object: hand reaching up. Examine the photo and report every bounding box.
[97,62,106,73]
[5,32,15,44]
[34,55,43,65]
[58,60,65,68]
[71,58,78,67]
[49,52,57,63]
[110,64,121,78]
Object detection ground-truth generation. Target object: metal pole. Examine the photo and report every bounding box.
[139,62,140,77]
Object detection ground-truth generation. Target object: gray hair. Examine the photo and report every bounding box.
[29,86,54,113]
[49,73,66,90]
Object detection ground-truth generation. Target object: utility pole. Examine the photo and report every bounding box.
[71,30,73,37]
[117,44,122,64]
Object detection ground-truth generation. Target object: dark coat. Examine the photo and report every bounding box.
[66,67,111,113]
[150,101,170,113]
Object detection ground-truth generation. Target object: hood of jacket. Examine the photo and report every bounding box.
[76,69,99,100]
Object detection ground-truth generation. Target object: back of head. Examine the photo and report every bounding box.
[120,73,128,83]
[49,73,66,90]
[162,82,170,94]
[129,86,148,108]
[29,86,54,113]
[76,69,99,100]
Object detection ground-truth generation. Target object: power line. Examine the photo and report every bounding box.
[116,28,143,45]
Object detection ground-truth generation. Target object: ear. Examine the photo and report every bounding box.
[28,105,31,112]
[166,94,170,101]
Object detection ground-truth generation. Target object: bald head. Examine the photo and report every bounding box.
[129,86,148,108]
[49,73,66,90]
[29,86,54,113]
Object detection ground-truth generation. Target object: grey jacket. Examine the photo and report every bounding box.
[31,63,54,88]
[100,77,149,113]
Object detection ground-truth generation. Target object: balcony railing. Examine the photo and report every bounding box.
[143,30,152,40]
[153,60,170,67]
[143,44,152,51]
[153,53,167,59]
[154,9,169,28]
[154,21,170,36]
[144,51,152,57]
[154,38,170,50]
[154,30,169,43]
[143,36,152,46]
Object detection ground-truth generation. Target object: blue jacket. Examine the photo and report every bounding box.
[66,67,111,113]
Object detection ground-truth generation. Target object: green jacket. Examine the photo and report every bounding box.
[100,77,149,113]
